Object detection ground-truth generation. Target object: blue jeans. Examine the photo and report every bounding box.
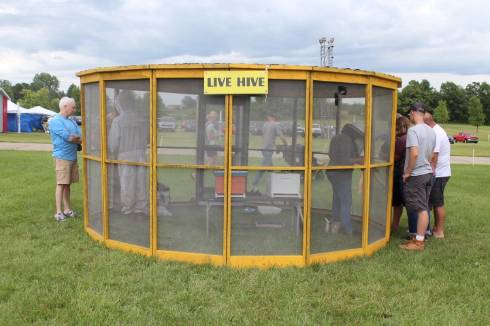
[252,150,274,187]
[327,170,353,234]
[407,210,432,234]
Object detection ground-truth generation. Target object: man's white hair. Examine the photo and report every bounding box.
[59,97,76,110]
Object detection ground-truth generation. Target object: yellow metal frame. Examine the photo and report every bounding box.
[362,79,373,250]
[78,64,400,268]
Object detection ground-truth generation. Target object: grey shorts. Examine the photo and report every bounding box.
[403,173,433,212]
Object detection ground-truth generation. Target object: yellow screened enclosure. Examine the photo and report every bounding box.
[77,64,401,267]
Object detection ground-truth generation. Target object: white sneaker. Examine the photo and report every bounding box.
[324,217,331,233]
[63,210,77,218]
[158,206,173,216]
[54,212,66,222]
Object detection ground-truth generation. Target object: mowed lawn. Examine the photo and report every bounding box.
[0,132,51,144]
[0,151,489,324]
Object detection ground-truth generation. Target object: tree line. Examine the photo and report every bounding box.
[0,73,80,115]
[0,73,487,129]
[398,80,487,130]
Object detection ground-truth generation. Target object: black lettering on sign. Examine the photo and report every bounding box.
[217,78,226,87]
[237,77,245,87]
[258,77,264,86]
[207,78,213,87]
[226,77,231,87]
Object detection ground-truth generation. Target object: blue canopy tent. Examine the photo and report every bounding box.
[7,100,46,132]
[7,113,44,132]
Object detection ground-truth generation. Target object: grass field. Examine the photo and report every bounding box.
[0,150,489,324]
[0,131,51,143]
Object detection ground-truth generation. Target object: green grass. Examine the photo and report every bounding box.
[440,123,490,157]
[1,150,489,324]
[0,131,51,143]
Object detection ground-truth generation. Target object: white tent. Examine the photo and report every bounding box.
[28,106,57,116]
[6,100,27,133]
[7,100,28,114]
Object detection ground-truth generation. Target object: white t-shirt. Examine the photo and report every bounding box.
[433,124,451,177]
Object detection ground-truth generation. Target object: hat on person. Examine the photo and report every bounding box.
[425,106,434,115]
[267,112,278,119]
[409,102,426,114]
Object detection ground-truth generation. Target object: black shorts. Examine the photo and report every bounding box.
[429,177,450,208]
[403,173,433,212]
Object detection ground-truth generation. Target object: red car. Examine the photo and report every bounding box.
[453,132,479,143]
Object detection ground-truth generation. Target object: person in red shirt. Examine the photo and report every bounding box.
[392,116,410,232]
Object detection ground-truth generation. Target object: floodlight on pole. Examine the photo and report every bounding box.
[319,37,334,67]
[319,37,327,67]
[327,37,334,67]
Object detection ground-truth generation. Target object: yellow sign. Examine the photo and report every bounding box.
[204,71,268,94]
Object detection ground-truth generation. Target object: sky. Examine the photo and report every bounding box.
[1,0,489,91]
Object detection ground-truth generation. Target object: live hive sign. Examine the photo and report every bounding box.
[204,71,268,94]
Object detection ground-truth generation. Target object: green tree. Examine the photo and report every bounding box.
[433,100,450,124]
[181,96,197,110]
[440,82,467,122]
[0,80,13,99]
[67,84,81,115]
[19,88,58,111]
[31,73,60,98]
[12,83,31,102]
[398,79,439,114]
[465,82,490,124]
[468,96,486,132]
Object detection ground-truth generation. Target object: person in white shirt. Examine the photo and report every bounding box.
[108,90,149,215]
[424,109,451,239]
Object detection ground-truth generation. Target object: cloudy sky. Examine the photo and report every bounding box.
[1,0,489,91]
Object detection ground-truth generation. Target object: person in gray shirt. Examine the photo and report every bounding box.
[399,102,436,251]
[251,113,287,193]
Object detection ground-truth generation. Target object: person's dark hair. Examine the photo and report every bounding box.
[409,101,426,114]
[396,116,410,136]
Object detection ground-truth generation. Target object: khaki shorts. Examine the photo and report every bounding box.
[55,159,79,185]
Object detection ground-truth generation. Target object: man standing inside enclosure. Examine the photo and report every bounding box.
[399,102,436,251]
[326,123,360,235]
[49,97,81,222]
[424,108,451,238]
[250,113,288,194]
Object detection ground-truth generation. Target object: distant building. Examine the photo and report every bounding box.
[0,88,9,133]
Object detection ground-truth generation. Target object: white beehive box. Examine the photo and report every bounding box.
[267,173,301,198]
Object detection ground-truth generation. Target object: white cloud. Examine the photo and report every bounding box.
[0,49,114,89]
[1,0,490,91]
[0,4,19,15]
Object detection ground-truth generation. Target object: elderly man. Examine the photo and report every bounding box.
[399,102,436,251]
[49,97,81,222]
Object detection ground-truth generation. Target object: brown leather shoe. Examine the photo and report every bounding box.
[399,239,425,251]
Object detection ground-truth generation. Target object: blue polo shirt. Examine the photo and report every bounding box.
[49,114,81,161]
